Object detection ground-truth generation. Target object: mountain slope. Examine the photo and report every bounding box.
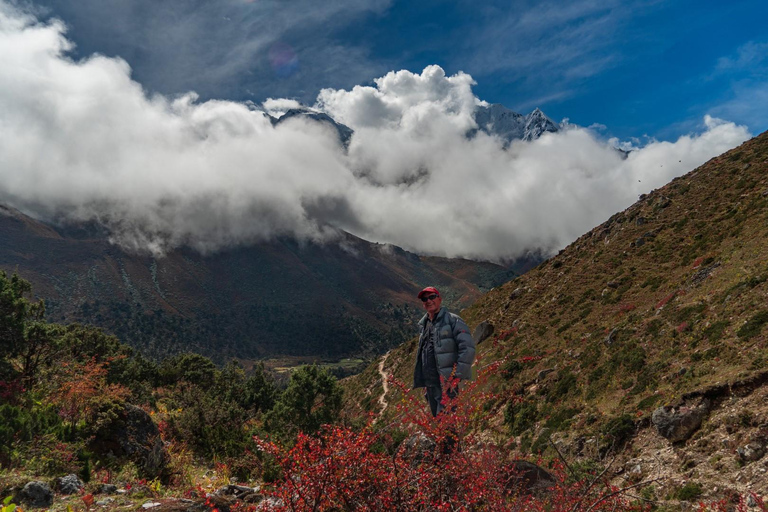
[346,130,768,497]
[0,206,514,362]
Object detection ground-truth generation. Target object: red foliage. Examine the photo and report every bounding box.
[698,492,767,511]
[253,363,649,512]
[656,289,685,309]
[617,303,637,315]
[81,493,95,509]
[0,378,26,403]
[53,357,130,424]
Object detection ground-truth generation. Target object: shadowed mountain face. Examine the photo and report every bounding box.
[0,205,514,362]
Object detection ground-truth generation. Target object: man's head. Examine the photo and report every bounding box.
[418,286,442,317]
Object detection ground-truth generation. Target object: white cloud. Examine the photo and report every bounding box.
[714,41,768,74]
[262,97,302,118]
[0,4,752,261]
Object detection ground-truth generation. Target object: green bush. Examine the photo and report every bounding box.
[265,365,343,439]
[548,370,579,402]
[600,414,635,452]
[504,400,539,436]
[737,310,768,340]
[702,320,729,343]
[675,482,703,501]
[501,360,522,380]
[165,383,252,459]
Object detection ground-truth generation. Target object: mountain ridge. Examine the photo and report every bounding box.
[0,205,516,364]
[267,103,560,147]
[344,130,768,499]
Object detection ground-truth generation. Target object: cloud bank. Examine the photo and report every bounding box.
[0,3,752,261]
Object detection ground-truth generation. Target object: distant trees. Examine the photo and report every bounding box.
[0,270,347,482]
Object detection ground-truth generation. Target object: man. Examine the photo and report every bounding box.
[413,286,476,417]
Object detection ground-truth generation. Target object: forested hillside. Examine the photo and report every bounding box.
[0,208,515,364]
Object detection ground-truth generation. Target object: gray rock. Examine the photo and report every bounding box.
[215,484,262,503]
[605,328,618,346]
[95,498,115,506]
[537,368,555,381]
[98,483,118,494]
[256,498,284,511]
[690,262,720,286]
[651,399,711,443]
[89,403,169,479]
[216,484,255,496]
[509,287,524,300]
[737,442,766,462]
[398,432,436,464]
[473,321,494,345]
[20,481,54,508]
[506,460,557,494]
[57,473,84,495]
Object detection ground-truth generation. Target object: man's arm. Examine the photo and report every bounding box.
[452,316,476,380]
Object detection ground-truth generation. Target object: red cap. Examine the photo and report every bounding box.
[417,286,440,299]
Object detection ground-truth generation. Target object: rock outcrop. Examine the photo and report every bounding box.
[652,399,711,443]
[19,481,54,508]
[89,403,169,479]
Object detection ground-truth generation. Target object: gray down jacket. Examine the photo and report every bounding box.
[413,307,476,389]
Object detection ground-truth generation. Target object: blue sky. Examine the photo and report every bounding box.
[30,0,768,141]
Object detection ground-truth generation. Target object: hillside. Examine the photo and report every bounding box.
[346,130,768,500]
[0,206,514,363]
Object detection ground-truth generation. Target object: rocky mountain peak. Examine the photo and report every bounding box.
[472,103,559,145]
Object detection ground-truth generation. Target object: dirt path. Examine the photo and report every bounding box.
[377,351,390,415]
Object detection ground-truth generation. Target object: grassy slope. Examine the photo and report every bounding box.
[345,130,768,441]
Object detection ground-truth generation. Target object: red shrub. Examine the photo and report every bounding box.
[254,363,649,511]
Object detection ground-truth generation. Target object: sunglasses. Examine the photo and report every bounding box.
[421,294,439,302]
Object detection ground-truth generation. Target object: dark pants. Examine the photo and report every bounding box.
[424,384,458,417]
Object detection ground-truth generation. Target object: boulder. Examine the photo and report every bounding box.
[398,432,436,464]
[19,481,54,508]
[98,483,118,494]
[89,403,169,479]
[57,474,85,494]
[215,485,263,504]
[256,498,284,511]
[651,399,710,443]
[737,442,766,462]
[536,368,555,382]
[506,460,557,494]
[473,321,494,345]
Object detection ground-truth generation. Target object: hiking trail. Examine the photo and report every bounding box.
[377,351,390,415]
